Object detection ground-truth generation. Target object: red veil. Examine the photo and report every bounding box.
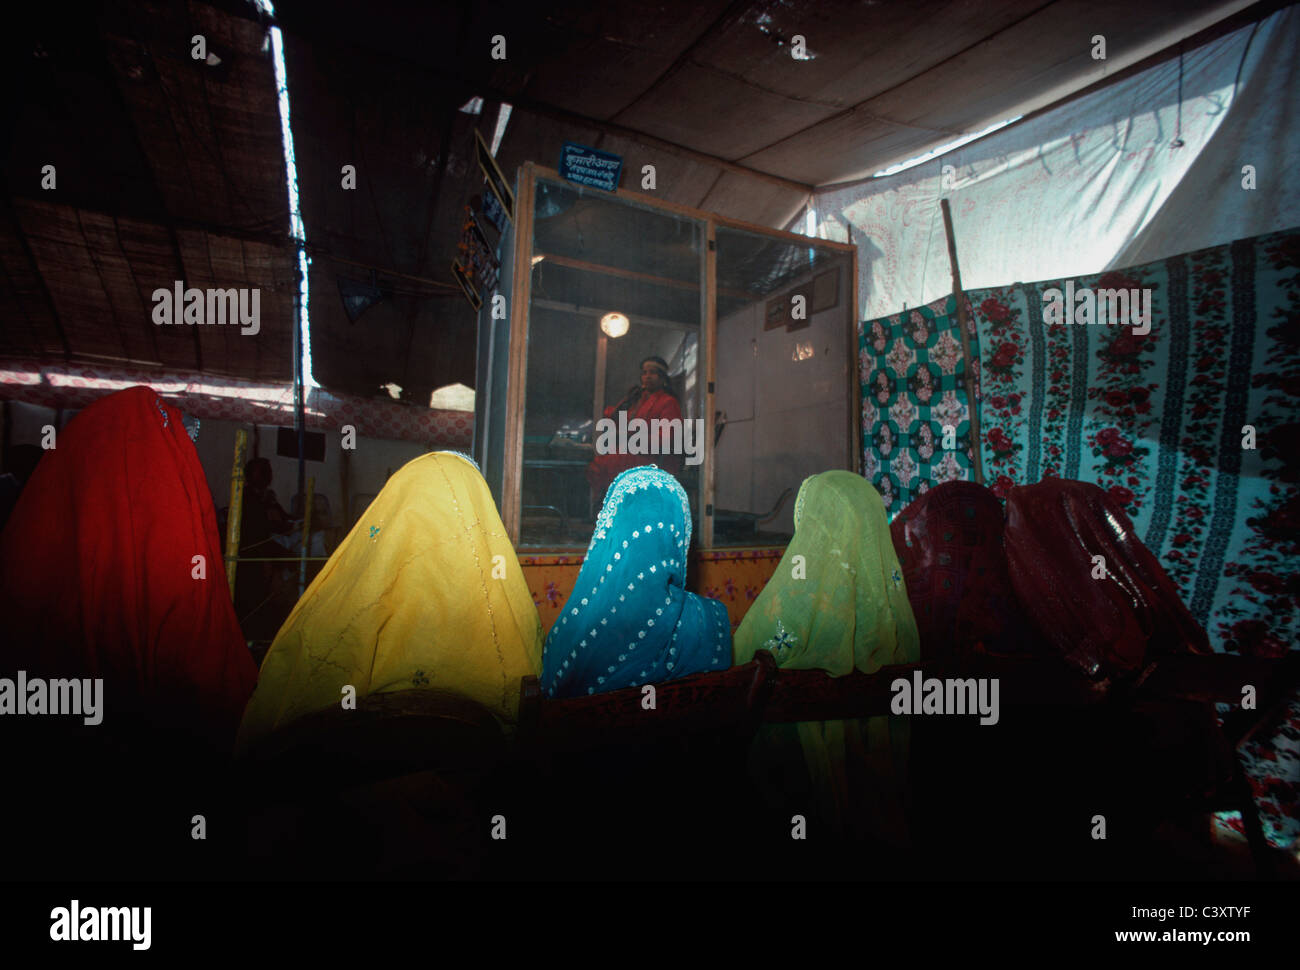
[890,481,1028,657]
[585,389,683,500]
[0,386,256,749]
[1004,478,1209,682]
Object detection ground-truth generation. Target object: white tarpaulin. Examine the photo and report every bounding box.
[816,7,1300,322]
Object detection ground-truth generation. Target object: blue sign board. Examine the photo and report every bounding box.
[559,142,624,192]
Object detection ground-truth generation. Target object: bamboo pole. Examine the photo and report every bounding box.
[225,429,248,601]
[940,198,985,485]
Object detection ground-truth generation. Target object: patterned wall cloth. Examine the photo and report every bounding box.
[859,293,982,512]
[860,227,1300,852]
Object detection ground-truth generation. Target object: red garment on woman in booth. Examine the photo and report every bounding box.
[0,386,257,750]
[585,389,683,501]
[1003,478,1209,683]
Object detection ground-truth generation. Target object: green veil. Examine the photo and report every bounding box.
[734,470,920,846]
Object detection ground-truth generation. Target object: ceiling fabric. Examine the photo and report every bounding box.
[814,6,1300,321]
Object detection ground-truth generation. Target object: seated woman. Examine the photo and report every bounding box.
[1003,478,1208,683]
[733,470,919,844]
[889,480,1029,657]
[542,465,730,698]
[236,451,543,752]
[585,356,684,503]
[0,385,257,751]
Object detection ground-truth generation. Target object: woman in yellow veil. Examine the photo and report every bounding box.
[734,470,919,847]
[236,451,542,752]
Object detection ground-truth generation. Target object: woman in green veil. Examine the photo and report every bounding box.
[734,470,920,847]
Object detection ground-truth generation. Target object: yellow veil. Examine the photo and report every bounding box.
[236,452,542,751]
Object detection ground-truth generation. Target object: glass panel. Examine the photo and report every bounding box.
[712,226,854,545]
[474,213,513,510]
[520,178,704,547]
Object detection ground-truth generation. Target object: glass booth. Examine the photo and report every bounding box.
[474,162,858,550]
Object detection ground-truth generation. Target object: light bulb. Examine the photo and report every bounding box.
[600,312,629,338]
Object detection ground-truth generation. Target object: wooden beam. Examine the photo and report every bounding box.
[592,331,607,430]
[535,250,760,303]
[536,251,698,293]
[501,164,537,543]
[711,212,855,253]
[531,165,844,249]
[531,299,693,333]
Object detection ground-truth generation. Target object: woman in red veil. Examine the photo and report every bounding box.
[0,385,257,751]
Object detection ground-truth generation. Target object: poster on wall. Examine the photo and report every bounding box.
[475,128,514,223]
[457,206,500,297]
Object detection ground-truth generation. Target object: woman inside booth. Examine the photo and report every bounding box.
[585,356,683,502]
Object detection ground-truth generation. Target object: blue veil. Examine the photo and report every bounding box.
[542,465,731,697]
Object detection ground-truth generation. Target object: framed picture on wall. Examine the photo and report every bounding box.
[764,295,788,330]
[812,267,840,313]
[786,293,811,332]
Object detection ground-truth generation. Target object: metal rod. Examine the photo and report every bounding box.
[298,475,314,597]
[293,245,306,509]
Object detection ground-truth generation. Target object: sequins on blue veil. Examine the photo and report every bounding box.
[542,466,731,698]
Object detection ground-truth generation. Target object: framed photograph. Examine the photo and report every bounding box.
[786,293,811,332]
[764,294,788,331]
[812,267,840,313]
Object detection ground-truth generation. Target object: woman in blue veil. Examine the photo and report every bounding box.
[542,465,731,698]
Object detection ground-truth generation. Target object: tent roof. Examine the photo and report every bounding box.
[0,0,1267,402]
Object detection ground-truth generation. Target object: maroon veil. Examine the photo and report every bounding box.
[1003,478,1208,682]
